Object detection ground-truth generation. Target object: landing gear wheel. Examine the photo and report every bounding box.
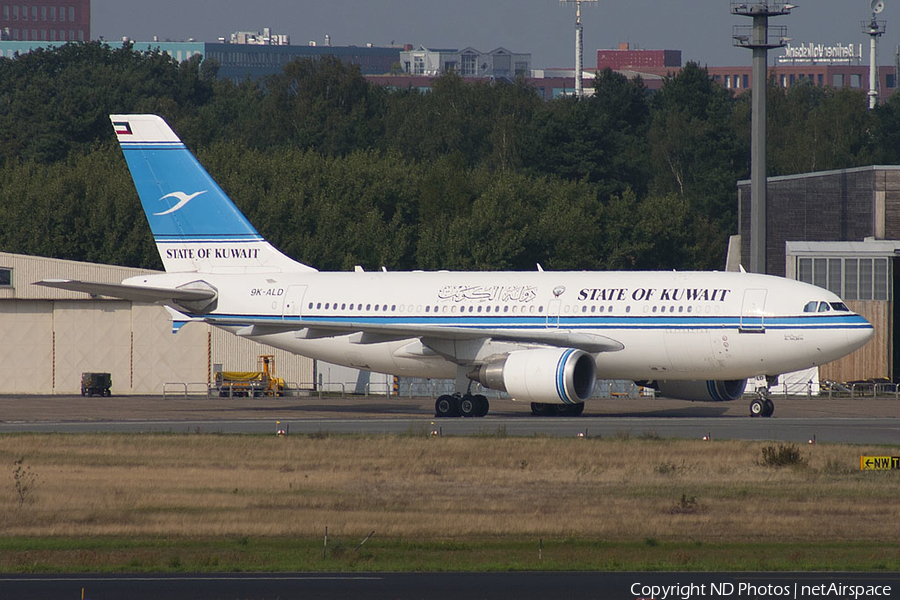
[763,398,775,418]
[749,398,765,417]
[565,403,585,417]
[458,395,478,418]
[474,395,489,417]
[435,395,459,418]
[531,402,552,416]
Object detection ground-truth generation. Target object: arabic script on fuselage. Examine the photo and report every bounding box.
[437,285,538,303]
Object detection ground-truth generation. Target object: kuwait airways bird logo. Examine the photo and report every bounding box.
[154,190,207,215]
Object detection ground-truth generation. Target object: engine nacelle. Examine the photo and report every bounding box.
[654,379,747,402]
[471,348,596,404]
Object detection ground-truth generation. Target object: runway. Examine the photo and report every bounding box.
[0,394,897,443]
[1,396,898,599]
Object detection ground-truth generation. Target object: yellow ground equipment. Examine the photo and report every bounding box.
[214,355,285,397]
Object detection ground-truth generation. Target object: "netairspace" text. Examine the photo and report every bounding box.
[630,581,892,599]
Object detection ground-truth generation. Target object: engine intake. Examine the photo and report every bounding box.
[471,348,596,404]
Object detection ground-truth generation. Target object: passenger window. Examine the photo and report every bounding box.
[803,301,817,313]
[425,306,430,313]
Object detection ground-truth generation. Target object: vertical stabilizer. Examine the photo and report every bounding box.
[110,114,315,274]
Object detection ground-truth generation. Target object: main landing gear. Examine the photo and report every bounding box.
[749,391,775,418]
[435,393,490,418]
[530,402,585,417]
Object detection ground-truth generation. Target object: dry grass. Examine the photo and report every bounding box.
[0,434,898,543]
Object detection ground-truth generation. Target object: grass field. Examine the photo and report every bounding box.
[0,432,898,572]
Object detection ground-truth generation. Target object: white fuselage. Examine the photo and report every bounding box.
[123,269,873,382]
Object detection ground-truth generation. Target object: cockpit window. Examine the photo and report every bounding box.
[805,300,850,313]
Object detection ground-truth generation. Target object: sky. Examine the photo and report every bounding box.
[92,1,893,69]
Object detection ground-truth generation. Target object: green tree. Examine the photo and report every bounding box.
[522,69,650,199]
[767,81,871,175]
[648,62,744,266]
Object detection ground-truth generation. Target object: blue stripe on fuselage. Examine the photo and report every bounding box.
[194,312,872,331]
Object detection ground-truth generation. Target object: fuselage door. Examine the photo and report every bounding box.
[282,285,308,321]
[546,299,561,329]
[739,288,767,333]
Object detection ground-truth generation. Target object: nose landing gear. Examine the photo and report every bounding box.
[749,391,775,418]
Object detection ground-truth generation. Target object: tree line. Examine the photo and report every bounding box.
[0,42,894,272]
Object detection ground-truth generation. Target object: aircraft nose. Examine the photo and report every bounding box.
[846,321,875,353]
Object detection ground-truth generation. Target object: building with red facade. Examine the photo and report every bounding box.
[705,64,897,96]
[0,0,89,42]
[597,43,681,71]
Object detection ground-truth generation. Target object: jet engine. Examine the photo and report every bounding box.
[471,348,596,404]
[654,379,747,402]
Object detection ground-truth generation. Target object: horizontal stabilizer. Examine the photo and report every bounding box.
[35,279,216,304]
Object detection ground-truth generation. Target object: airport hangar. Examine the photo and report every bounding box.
[738,165,900,384]
[0,251,314,395]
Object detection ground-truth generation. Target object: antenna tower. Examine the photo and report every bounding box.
[732,1,794,275]
[863,0,887,109]
[560,0,598,98]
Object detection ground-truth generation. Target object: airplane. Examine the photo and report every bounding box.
[38,114,874,418]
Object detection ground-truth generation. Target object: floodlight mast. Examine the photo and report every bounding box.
[561,0,598,98]
[732,2,794,275]
[863,1,887,110]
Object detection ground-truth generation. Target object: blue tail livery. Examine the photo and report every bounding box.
[110,114,314,274]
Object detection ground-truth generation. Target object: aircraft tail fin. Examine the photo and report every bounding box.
[110,114,315,274]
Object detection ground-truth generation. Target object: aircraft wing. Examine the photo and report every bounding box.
[35,279,217,304]
[226,319,625,354]
[34,279,623,353]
